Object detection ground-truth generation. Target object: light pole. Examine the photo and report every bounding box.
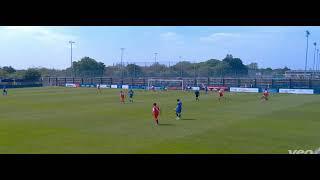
[316,49,319,72]
[179,56,182,77]
[305,30,310,77]
[313,42,317,75]
[317,50,320,74]
[194,61,196,79]
[154,53,158,64]
[154,53,158,77]
[69,41,75,77]
[318,51,320,73]
[120,48,125,78]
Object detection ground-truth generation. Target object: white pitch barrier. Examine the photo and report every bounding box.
[97,84,110,88]
[279,89,314,94]
[65,83,78,88]
[192,87,200,91]
[122,85,129,89]
[230,87,259,93]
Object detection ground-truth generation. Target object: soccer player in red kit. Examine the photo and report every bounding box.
[261,88,269,101]
[218,88,225,102]
[120,91,125,103]
[152,103,160,125]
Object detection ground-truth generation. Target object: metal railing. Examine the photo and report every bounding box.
[42,77,320,90]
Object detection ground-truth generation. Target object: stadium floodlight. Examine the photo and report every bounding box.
[154,53,158,76]
[69,41,75,77]
[317,50,320,73]
[154,53,158,64]
[317,49,319,72]
[120,48,125,65]
[147,79,184,91]
[305,30,310,77]
[179,56,182,77]
[318,51,320,72]
[194,61,197,79]
[313,42,317,75]
[120,48,125,78]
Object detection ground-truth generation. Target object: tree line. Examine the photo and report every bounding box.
[0,55,290,81]
[0,67,41,81]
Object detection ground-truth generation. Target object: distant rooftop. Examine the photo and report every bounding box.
[285,70,320,73]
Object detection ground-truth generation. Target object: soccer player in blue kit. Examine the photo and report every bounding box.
[175,99,182,120]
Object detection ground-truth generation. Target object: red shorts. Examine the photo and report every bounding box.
[153,113,159,120]
[219,93,223,97]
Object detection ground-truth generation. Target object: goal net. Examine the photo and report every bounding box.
[147,79,184,90]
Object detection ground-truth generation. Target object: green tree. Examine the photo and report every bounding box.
[0,69,9,78]
[24,69,41,81]
[171,61,193,77]
[213,61,231,77]
[144,62,170,77]
[2,66,16,74]
[206,59,220,67]
[222,54,248,76]
[72,57,106,77]
[126,64,143,77]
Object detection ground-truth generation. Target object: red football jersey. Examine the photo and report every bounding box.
[152,106,160,114]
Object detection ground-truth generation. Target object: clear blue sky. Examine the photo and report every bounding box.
[0,26,320,70]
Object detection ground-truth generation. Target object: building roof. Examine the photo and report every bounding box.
[285,70,319,73]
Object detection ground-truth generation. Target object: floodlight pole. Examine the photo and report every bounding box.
[69,41,75,77]
[305,31,310,77]
[316,49,319,72]
[154,53,158,77]
[313,42,317,76]
[179,56,182,77]
[317,50,320,74]
[154,53,158,64]
[318,50,320,73]
[121,48,125,78]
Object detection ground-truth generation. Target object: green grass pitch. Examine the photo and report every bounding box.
[0,87,320,154]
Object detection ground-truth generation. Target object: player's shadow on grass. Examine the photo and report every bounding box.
[182,118,196,120]
[159,123,175,126]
